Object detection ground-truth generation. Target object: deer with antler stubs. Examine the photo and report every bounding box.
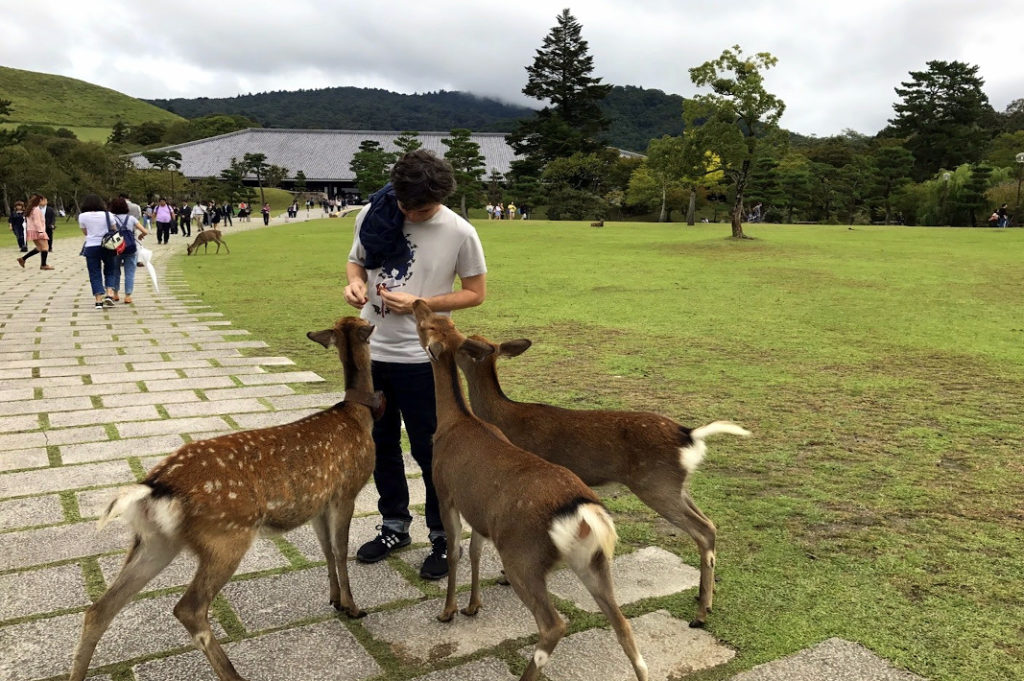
[69,317,383,681]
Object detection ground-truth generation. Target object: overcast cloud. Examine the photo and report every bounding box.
[2,0,1021,136]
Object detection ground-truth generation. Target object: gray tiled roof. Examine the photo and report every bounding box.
[128,128,519,181]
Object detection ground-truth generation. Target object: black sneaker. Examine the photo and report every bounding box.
[94,301,104,309]
[102,297,115,308]
[356,526,411,563]
[419,536,454,580]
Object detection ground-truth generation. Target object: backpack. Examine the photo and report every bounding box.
[116,215,137,255]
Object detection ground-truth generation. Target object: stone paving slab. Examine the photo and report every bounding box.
[116,415,231,438]
[91,369,181,383]
[0,459,136,498]
[362,584,541,664]
[182,366,267,378]
[0,520,132,570]
[163,397,270,418]
[408,657,517,681]
[0,494,65,530]
[0,430,48,450]
[49,404,160,428]
[133,620,381,681]
[0,387,35,402]
[41,382,144,398]
[0,355,81,369]
[142,376,236,392]
[548,546,700,613]
[264,391,349,410]
[519,609,734,681]
[203,384,296,400]
[0,447,50,472]
[230,409,319,429]
[2,395,94,416]
[60,434,185,464]
[221,561,422,631]
[99,389,200,406]
[727,637,925,681]
[237,371,324,385]
[39,425,110,446]
[0,562,91,620]
[0,414,39,433]
[218,356,295,366]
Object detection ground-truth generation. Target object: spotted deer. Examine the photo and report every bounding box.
[454,334,750,627]
[413,300,648,681]
[69,317,383,681]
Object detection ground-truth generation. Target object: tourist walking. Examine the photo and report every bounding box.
[16,194,53,270]
[191,202,206,232]
[8,200,26,251]
[343,149,487,580]
[109,196,148,304]
[153,198,175,244]
[179,202,192,237]
[261,202,271,225]
[77,193,118,308]
[222,201,234,226]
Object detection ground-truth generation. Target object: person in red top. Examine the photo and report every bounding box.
[17,194,53,270]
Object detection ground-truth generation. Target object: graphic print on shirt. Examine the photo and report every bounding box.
[372,233,417,318]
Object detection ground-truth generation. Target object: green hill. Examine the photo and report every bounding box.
[0,65,183,141]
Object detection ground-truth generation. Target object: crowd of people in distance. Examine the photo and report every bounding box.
[484,201,527,220]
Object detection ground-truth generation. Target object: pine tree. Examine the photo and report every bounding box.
[349,140,396,198]
[242,152,271,206]
[506,9,611,171]
[441,129,486,219]
[394,131,423,154]
[888,61,994,181]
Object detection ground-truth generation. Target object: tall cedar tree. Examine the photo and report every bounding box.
[506,9,611,176]
[242,152,270,206]
[888,61,994,181]
[442,129,486,219]
[686,45,785,238]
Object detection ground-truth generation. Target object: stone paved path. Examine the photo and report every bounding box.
[0,214,924,680]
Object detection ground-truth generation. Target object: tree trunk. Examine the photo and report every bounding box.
[686,189,696,225]
[1,182,9,216]
[658,184,667,222]
[169,172,176,204]
[731,160,750,238]
[460,194,468,220]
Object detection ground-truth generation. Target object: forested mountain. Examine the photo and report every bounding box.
[146,85,687,152]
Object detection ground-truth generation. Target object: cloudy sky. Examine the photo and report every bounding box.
[2,0,1021,136]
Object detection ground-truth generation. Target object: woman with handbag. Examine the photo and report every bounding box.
[78,194,119,309]
[16,194,54,270]
[109,197,148,304]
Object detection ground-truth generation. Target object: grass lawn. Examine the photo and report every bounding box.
[179,219,1023,681]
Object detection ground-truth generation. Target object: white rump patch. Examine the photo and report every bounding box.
[97,484,151,530]
[679,441,708,475]
[533,649,549,669]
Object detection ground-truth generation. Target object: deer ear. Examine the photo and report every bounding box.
[460,338,496,361]
[356,325,375,343]
[499,339,532,357]
[306,330,335,348]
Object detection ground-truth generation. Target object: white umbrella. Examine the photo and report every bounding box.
[135,244,159,292]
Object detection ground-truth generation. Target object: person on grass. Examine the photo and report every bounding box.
[343,149,487,580]
[17,194,53,270]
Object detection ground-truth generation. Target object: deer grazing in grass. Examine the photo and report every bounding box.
[413,300,648,681]
[454,335,750,628]
[186,229,230,255]
[69,317,384,681]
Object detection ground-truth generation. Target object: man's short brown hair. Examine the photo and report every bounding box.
[390,150,456,209]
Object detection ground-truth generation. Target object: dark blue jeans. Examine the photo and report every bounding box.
[371,360,443,539]
[82,245,116,296]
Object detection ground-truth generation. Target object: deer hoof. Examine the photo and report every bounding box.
[437,609,457,623]
[460,604,481,617]
[689,618,706,629]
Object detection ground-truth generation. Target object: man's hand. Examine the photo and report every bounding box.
[379,289,418,315]
[344,279,368,309]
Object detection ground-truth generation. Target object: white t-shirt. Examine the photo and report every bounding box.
[79,211,116,247]
[348,204,487,363]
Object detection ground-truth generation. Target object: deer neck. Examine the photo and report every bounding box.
[433,352,473,428]
[464,359,511,420]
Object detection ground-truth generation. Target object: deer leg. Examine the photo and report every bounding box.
[69,535,181,681]
[310,513,341,611]
[572,550,649,681]
[221,239,230,254]
[173,532,252,681]
[632,481,717,627]
[504,569,566,681]
[436,505,462,622]
[327,495,364,618]
[460,529,484,616]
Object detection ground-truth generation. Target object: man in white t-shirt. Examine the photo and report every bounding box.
[344,150,487,580]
